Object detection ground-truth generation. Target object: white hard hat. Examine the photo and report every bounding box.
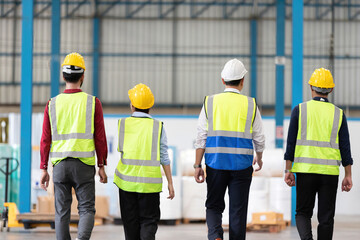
[221,59,247,82]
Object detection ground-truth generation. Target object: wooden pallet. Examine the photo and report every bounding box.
[182,218,206,224]
[159,219,182,226]
[246,220,290,233]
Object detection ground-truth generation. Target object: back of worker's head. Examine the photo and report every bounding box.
[221,58,247,86]
[62,52,86,83]
[308,68,334,96]
[128,83,154,113]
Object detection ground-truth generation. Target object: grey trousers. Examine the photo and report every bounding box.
[53,157,96,240]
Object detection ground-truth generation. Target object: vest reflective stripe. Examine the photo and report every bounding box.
[205,147,254,155]
[207,95,254,139]
[50,95,94,141]
[295,139,338,149]
[295,157,341,166]
[204,93,255,170]
[293,100,343,175]
[50,151,95,158]
[115,168,162,184]
[118,118,160,166]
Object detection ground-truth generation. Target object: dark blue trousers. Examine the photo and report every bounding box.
[295,173,339,240]
[205,165,253,240]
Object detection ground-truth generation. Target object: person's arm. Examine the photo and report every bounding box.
[338,113,353,166]
[338,112,353,192]
[40,101,51,191]
[194,148,205,183]
[162,164,175,199]
[342,165,352,192]
[159,126,174,199]
[284,160,295,186]
[194,106,207,183]
[284,105,299,162]
[252,107,265,171]
[94,98,108,183]
[284,106,299,187]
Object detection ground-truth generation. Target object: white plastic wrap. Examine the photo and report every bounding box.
[182,176,206,219]
[160,176,182,220]
[253,149,284,177]
[179,149,196,176]
[247,177,269,223]
[268,177,291,220]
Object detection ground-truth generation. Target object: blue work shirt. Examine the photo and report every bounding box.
[132,111,171,166]
[284,97,353,167]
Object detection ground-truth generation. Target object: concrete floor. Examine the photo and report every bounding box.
[1,215,359,239]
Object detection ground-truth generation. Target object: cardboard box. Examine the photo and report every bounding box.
[251,212,284,225]
[37,195,78,215]
[37,196,55,214]
[95,196,109,218]
[37,195,109,218]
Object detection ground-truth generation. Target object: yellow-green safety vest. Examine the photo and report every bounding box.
[292,100,343,175]
[49,92,96,166]
[114,117,163,193]
[204,92,256,170]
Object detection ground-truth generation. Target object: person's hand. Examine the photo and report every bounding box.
[284,172,295,187]
[253,155,263,172]
[99,167,108,183]
[194,167,205,183]
[167,183,175,200]
[40,170,50,191]
[342,176,352,192]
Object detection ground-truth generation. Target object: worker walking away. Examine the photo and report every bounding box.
[284,68,353,240]
[114,83,175,240]
[39,52,108,240]
[194,59,265,240]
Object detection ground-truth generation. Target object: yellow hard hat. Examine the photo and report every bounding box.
[308,68,335,88]
[128,83,154,109]
[61,52,86,70]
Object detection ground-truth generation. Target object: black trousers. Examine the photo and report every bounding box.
[205,165,253,240]
[119,188,160,240]
[295,173,339,240]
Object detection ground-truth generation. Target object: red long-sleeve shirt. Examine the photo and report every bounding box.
[40,89,108,170]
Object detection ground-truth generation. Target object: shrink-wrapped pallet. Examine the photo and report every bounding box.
[160,176,182,220]
[253,149,284,177]
[182,176,206,220]
[269,177,291,220]
[247,177,269,223]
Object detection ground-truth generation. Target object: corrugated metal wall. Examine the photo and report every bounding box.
[1,1,360,108]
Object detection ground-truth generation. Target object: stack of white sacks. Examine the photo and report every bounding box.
[180,149,291,223]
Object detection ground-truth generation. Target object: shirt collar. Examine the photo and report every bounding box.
[313,96,329,102]
[132,111,153,118]
[63,89,82,94]
[224,88,241,94]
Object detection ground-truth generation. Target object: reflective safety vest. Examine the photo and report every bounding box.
[292,100,343,175]
[49,92,96,166]
[114,117,163,193]
[204,92,256,170]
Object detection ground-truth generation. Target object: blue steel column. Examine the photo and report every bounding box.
[20,0,34,213]
[51,0,60,97]
[275,0,285,148]
[291,0,303,227]
[250,18,257,98]
[92,17,99,97]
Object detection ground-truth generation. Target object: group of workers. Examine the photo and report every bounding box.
[39,52,353,240]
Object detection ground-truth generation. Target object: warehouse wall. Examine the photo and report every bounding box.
[1,1,360,108]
